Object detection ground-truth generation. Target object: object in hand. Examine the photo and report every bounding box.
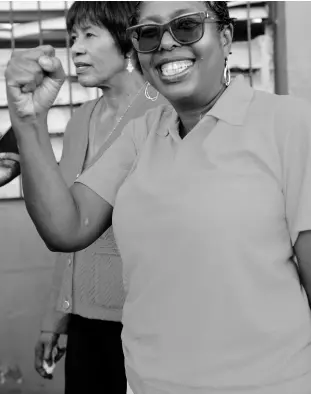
[0,127,20,187]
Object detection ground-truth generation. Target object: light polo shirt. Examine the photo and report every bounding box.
[76,76,311,394]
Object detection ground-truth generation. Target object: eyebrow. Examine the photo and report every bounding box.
[140,8,198,24]
[80,25,93,32]
[71,24,95,34]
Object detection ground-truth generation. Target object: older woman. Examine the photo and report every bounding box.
[28,2,164,393]
[5,1,311,393]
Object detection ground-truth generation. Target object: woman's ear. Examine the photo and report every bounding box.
[221,23,234,58]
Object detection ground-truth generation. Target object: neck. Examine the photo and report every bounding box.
[99,69,145,112]
[175,83,227,138]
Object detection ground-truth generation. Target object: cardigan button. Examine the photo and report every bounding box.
[63,300,70,310]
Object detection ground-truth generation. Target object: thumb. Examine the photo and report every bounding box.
[38,56,65,82]
[43,341,54,364]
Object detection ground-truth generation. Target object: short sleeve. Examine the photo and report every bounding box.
[75,120,138,207]
[282,98,311,245]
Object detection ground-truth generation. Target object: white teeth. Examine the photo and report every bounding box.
[161,60,193,76]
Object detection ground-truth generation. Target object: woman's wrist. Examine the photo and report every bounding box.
[14,114,49,148]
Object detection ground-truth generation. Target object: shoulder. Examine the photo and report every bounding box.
[274,94,311,123]
[252,89,311,123]
[248,89,311,142]
[63,98,98,140]
[272,94,311,145]
[123,104,173,146]
[61,98,99,159]
[68,98,99,124]
[129,86,171,121]
[257,92,311,163]
[133,103,173,129]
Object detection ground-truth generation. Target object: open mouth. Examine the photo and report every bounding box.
[159,60,195,77]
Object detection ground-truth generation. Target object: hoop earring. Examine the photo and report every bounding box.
[224,58,231,87]
[126,57,134,73]
[145,82,159,101]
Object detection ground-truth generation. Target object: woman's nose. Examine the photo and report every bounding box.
[71,37,86,57]
[158,30,180,51]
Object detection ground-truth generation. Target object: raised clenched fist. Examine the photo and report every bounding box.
[5,45,66,122]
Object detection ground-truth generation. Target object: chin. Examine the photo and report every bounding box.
[77,76,98,88]
[149,69,198,105]
[159,82,198,105]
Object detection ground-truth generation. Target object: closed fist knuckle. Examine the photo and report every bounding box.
[5,59,17,77]
[45,44,54,52]
[10,49,20,59]
[38,44,55,57]
[45,44,55,55]
[4,65,11,80]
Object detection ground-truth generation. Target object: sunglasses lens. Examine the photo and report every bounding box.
[171,14,204,43]
[130,13,205,53]
[132,25,161,53]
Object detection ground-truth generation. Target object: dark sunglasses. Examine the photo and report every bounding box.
[127,11,220,54]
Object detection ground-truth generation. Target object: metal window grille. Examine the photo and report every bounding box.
[0,1,276,199]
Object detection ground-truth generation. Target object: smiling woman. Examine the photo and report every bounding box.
[128,1,234,137]
[5,1,311,394]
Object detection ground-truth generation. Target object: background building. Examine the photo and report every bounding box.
[0,1,309,393]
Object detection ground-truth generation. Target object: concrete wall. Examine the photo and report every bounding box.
[0,200,64,394]
[284,1,311,101]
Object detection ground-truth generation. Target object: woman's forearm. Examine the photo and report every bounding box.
[17,116,81,250]
[6,47,114,252]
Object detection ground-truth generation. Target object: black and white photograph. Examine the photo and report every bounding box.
[0,1,311,394]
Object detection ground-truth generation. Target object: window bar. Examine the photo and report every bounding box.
[9,3,22,197]
[9,2,15,51]
[64,1,74,116]
[269,2,288,95]
[246,1,253,87]
[37,1,44,46]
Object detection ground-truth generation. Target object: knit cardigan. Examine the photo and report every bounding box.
[41,89,169,333]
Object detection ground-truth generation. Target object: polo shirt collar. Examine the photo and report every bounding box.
[208,75,254,126]
[159,75,254,138]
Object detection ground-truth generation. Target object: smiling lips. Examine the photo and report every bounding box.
[160,60,194,77]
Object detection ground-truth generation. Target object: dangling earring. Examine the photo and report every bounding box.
[126,57,134,73]
[145,82,159,101]
[223,58,231,87]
